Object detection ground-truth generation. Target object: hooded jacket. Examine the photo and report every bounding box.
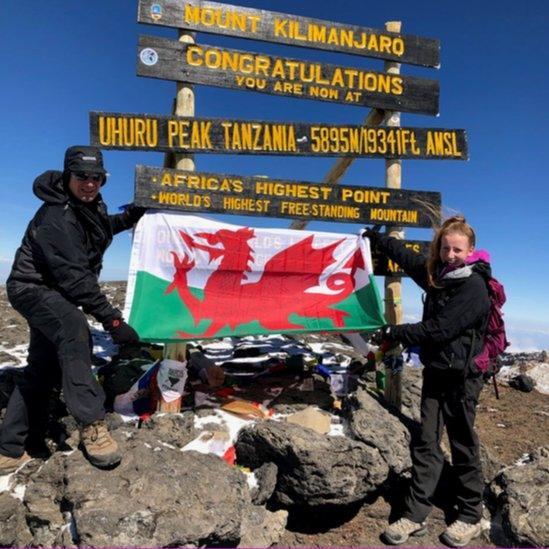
[7,170,135,324]
[372,234,491,372]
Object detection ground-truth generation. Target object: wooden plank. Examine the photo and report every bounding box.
[138,0,440,68]
[137,35,439,116]
[372,239,429,277]
[90,112,468,160]
[134,165,441,228]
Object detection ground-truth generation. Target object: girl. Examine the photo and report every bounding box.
[368,216,491,548]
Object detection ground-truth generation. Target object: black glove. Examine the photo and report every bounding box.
[363,225,383,245]
[104,318,140,345]
[124,203,147,225]
[370,324,395,347]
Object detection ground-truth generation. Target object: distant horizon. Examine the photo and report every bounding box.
[2,275,545,353]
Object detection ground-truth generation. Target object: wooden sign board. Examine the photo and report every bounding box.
[372,240,430,277]
[134,165,441,228]
[138,0,440,68]
[137,35,439,116]
[90,112,468,160]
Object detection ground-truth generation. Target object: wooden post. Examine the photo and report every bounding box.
[160,30,196,413]
[383,21,403,411]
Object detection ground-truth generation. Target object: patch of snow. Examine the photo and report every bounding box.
[12,482,26,500]
[514,453,533,466]
[328,423,345,437]
[0,458,32,493]
[0,344,28,367]
[0,472,13,493]
[216,409,253,441]
[194,412,224,429]
[244,470,257,490]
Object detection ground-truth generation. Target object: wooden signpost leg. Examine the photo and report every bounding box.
[383,21,403,411]
[160,30,196,413]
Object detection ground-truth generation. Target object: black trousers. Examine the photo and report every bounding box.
[0,285,105,458]
[403,367,484,524]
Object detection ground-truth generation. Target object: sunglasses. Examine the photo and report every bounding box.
[73,172,104,183]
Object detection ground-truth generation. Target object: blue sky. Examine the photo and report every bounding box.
[1,1,548,350]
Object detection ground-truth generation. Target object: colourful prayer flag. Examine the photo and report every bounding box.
[125,213,385,341]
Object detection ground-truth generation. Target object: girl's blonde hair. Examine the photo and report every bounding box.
[427,215,476,287]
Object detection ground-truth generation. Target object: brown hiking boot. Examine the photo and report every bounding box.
[0,451,31,475]
[80,420,121,468]
[382,517,428,545]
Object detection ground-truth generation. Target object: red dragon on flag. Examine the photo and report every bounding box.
[165,226,364,338]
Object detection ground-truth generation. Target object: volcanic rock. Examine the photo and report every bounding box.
[235,420,388,507]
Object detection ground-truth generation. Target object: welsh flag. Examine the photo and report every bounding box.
[125,213,386,342]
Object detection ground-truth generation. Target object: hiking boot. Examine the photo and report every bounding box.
[382,517,427,545]
[0,452,31,475]
[80,420,121,468]
[441,519,483,547]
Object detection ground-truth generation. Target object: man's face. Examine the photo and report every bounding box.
[68,172,103,202]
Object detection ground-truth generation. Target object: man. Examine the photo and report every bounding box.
[0,146,145,473]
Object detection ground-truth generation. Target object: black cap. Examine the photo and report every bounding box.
[64,146,107,175]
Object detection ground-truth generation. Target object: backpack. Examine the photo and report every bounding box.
[473,276,510,376]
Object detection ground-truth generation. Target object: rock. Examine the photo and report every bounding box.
[492,446,549,547]
[104,411,126,431]
[400,366,423,424]
[0,493,33,547]
[345,387,412,476]
[64,429,250,547]
[23,453,68,546]
[139,411,196,448]
[508,374,536,392]
[235,420,388,507]
[271,379,334,414]
[250,462,278,505]
[480,441,503,484]
[238,506,288,547]
[285,406,331,434]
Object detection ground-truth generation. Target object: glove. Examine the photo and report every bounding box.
[104,318,140,345]
[124,203,147,225]
[363,225,382,245]
[370,325,395,350]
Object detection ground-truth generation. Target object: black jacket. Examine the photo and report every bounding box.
[374,234,491,372]
[7,170,135,324]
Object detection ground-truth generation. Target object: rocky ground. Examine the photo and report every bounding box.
[0,282,548,548]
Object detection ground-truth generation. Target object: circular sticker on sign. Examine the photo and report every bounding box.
[140,48,158,66]
[150,3,163,20]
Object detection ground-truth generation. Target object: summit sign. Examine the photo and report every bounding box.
[137,35,439,115]
[138,0,440,67]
